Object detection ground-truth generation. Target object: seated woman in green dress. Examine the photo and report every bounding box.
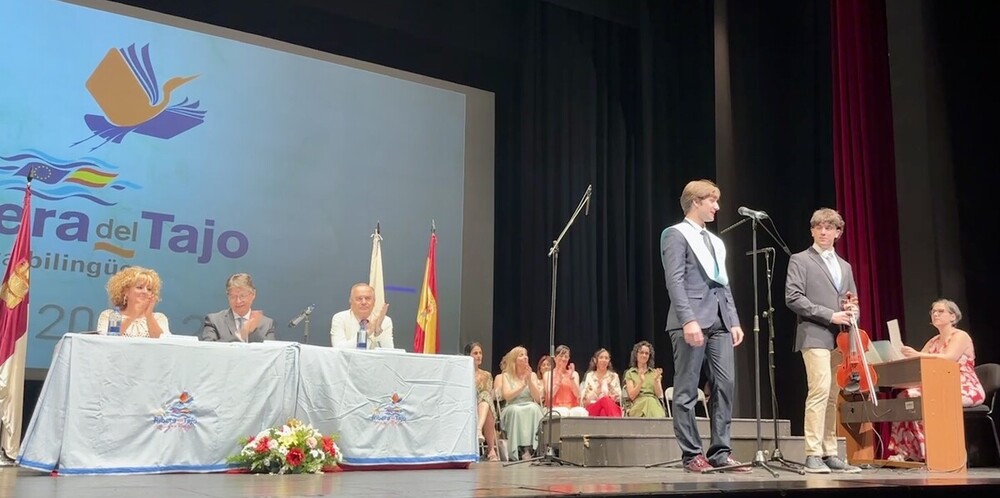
[623,341,666,417]
[497,346,545,460]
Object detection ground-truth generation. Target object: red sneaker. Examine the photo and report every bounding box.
[683,454,714,473]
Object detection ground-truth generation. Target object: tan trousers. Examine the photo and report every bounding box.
[802,348,841,457]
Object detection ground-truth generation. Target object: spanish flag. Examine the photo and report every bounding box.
[413,229,438,354]
[0,181,31,461]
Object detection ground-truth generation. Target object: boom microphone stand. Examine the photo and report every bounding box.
[704,215,783,477]
[505,185,592,468]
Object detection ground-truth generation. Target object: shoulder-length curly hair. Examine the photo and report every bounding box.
[106,266,162,308]
[629,341,656,370]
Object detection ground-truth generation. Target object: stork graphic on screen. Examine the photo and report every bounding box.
[73,44,206,150]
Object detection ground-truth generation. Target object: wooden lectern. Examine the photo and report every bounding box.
[838,356,966,472]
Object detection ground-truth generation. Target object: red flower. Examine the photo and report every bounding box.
[322,436,335,456]
[255,436,271,454]
[286,448,305,467]
[247,436,255,445]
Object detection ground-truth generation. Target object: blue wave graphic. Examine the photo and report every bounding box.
[1,150,120,171]
[1,149,140,206]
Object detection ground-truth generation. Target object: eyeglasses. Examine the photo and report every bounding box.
[930,309,951,315]
[227,292,253,301]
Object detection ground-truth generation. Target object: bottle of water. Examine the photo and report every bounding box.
[356,320,368,349]
[108,306,122,337]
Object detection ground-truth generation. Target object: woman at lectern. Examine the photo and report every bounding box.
[582,348,623,417]
[542,345,589,417]
[497,346,544,460]
[623,341,665,417]
[887,299,984,462]
[96,266,171,338]
[464,342,500,461]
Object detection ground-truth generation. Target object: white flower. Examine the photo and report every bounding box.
[268,439,278,450]
[306,437,317,448]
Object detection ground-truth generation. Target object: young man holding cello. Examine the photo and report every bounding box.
[785,208,863,474]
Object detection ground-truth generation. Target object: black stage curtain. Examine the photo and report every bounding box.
[933,0,1000,364]
[493,1,715,385]
[714,0,833,428]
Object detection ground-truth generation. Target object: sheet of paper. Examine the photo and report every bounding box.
[885,319,906,361]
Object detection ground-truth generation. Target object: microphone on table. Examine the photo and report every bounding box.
[288,304,315,328]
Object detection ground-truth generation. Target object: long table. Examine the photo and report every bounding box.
[16,334,477,475]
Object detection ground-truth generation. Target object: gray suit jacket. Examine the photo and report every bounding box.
[660,226,740,332]
[785,247,858,351]
[200,309,276,343]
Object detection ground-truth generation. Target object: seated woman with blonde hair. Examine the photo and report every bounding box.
[497,346,544,460]
[887,299,984,462]
[543,345,589,417]
[623,341,665,417]
[581,348,623,417]
[96,266,171,338]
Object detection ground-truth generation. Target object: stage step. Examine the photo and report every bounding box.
[542,416,792,442]
[538,416,846,467]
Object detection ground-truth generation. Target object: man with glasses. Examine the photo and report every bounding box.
[330,282,393,349]
[200,273,276,342]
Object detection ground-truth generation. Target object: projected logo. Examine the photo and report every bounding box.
[74,44,206,150]
[369,392,408,427]
[152,391,198,431]
[0,151,139,206]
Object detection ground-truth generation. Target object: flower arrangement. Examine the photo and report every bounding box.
[227,418,342,474]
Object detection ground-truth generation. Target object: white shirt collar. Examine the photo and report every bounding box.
[233,309,251,321]
[812,244,836,259]
[683,217,706,231]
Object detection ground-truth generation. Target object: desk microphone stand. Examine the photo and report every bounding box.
[504,185,591,468]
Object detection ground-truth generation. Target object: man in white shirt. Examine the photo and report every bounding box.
[200,273,275,342]
[330,283,393,349]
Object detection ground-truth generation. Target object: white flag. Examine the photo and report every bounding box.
[369,226,385,315]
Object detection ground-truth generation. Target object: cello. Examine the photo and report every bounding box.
[835,291,878,396]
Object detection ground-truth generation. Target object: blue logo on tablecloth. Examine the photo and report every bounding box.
[152,391,198,431]
[370,392,407,427]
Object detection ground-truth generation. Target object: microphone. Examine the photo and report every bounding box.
[288,304,315,328]
[737,206,769,219]
[584,184,592,216]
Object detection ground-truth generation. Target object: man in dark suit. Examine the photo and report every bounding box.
[785,208,862,473]
[661,179,746,473]
[200,273,275,343]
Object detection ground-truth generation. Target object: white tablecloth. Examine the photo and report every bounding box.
[295,345,478,468]
[17,334,299,475]
[17,335,477,474]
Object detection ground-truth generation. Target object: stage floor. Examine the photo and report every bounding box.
[4,462,1000,498]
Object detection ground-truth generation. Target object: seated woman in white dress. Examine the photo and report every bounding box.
[96,266,171,338]
[497,346,545,460]
[581,348,623,417]
[543,345,588,417]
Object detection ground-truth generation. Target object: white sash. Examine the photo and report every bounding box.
[671,220,729,286]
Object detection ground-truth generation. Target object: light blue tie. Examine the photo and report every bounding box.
[236,317,245,341]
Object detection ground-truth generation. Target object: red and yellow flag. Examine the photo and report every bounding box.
[0,183,31,460]
[413,230,438,354]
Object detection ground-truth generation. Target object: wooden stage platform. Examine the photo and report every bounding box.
[3,461,1000,498]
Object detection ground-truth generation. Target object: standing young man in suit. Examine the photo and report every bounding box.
[200,273,276,342]
[785,208,862,474]
[661,179,747,473]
